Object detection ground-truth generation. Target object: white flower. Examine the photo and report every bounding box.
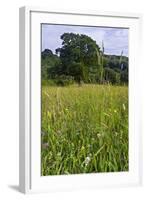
[84,156,91,166]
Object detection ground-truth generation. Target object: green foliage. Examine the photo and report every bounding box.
[120,69,128,84]
[104,68,121,84]
[67,62,88,83]
[41,84,128,175]
[55,33,100,82]
[104,55,128,71]
[41,33,128,85]
[57,33,100,66]
[54,75,74,86]
[41,49,60,79]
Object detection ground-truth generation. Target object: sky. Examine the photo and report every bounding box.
[42,24,129,56]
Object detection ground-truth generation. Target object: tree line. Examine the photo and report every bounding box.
[41,33,128,86]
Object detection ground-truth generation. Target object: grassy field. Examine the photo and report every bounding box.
[41,84,128,176]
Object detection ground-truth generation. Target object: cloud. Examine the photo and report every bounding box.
[42,24,129,56]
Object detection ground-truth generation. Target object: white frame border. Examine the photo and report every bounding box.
[19,6,143,194]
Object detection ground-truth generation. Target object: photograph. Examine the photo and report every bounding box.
[41,24,129,176]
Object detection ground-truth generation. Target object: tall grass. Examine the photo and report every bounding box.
[41,84,128,175]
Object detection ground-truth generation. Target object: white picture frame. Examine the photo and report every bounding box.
[19,6,142,194]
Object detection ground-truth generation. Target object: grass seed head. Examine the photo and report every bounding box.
[122,103,126,111]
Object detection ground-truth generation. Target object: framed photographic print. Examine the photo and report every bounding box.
[19,6,142,193]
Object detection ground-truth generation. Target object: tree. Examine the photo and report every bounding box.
[41,49,60,79]
[41,36,129,85]
[68,62,88,84]
[55,33,101,82]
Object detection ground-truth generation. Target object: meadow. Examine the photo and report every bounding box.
[41,84,128,176]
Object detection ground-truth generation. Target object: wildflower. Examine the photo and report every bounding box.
[84,156,91,166]
[122,103,126,111]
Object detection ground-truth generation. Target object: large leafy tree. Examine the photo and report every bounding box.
[56,33,101,82]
